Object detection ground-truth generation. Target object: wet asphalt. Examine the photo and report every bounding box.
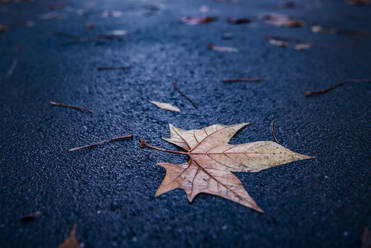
[0,0,370,247]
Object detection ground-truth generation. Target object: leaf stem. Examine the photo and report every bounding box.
[172,82,198,109]
[222,78,262,83]
[50,101,93,113]
[97,66,131,71]
[271,120,280,144]
[5,58,17,79]
[69,134,133,151]
[139,139,188,155]
[306,78,371,96]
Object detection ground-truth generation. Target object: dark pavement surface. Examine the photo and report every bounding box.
[0,0,370,247]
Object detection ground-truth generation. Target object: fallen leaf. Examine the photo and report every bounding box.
[362,227,371,248]
[294,43,312,50]
[150,101,180,113]
[267,36,288,47]
[207,43,238,52]
[227,18,251,24]
[20,211,41,223]
[263,13,304,27]
[58,223,79,248]
[140,123,313,211]
[180,17,217,25]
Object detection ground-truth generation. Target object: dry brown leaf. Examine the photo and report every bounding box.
[207,43,238,52]
[263,13,304,27]
[267,37,288,47]
[150,101,180,113]
[140,123,313,212]
[58,223,79,248]
[180,17,217,25]
[294,43,312,50]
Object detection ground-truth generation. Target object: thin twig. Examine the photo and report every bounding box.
[139,138,188,155]
[306,78,371,96]
[20,211,41,223]
[306,82,345,96]
[271,120,280,144]
[53,32,81,39]
[97,66,131,71]
[69,134,133,152]
[2,58,18,79]
[222,78,262,83]
[50,101,93,113]
[54,32,123,46]
[266,34,308,43]
[172,82,198,109]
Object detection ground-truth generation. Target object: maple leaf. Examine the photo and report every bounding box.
[58,223,80,248]
[140,123,314,212]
